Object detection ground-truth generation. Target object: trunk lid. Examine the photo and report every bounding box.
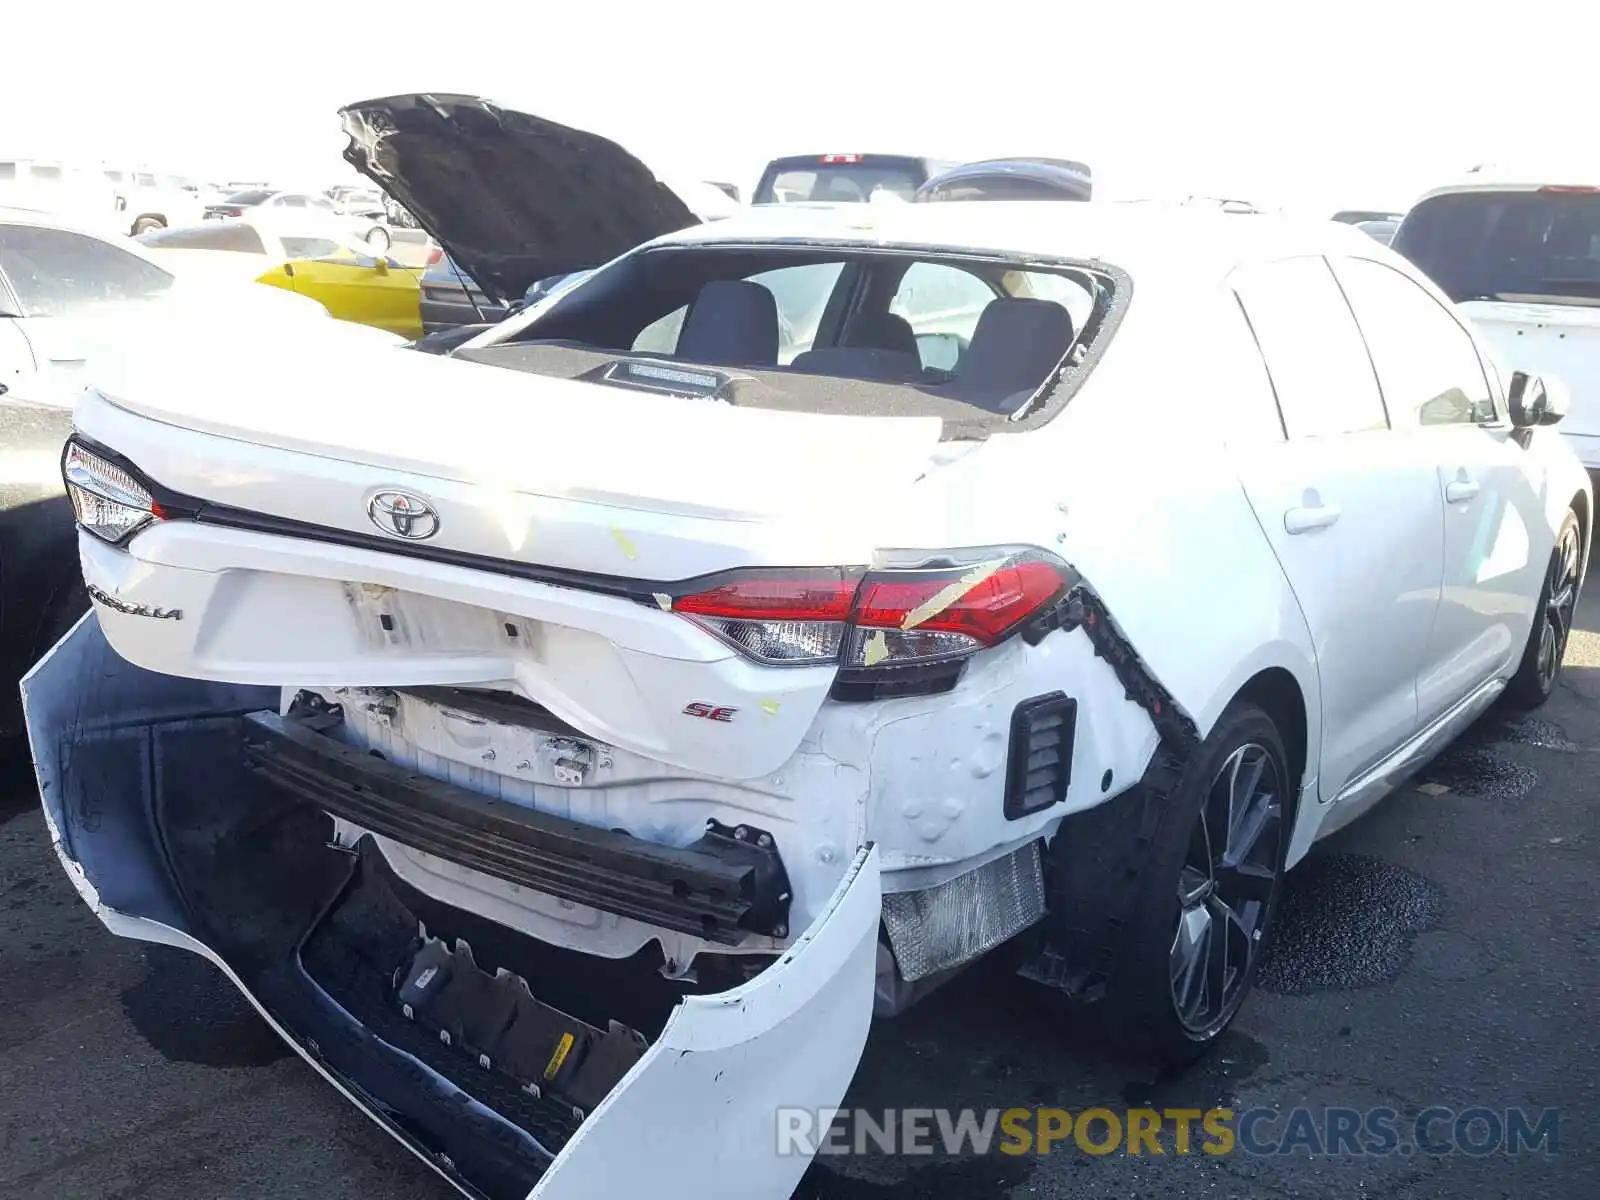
[338,94,698,306]
[86,326,944,534]
[77,329,948,779]
[1460,300,1600,436]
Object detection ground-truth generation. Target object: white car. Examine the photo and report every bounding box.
[1391,170,1600,466]
[27,101,1590,1200]
[204,186,396,252]
[134,216,400,285]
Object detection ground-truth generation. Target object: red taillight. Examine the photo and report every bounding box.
[424,244,443,267]
[669,553,1073,670]
[821,154,864,164]
[854,558,1070,642]
[1538,185,1600,194]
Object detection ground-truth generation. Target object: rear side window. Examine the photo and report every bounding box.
[0,224,173,316]
[754,160,921,204]
[139,222,265,253]
[1332,257,1496,427]
[1231,255,1387,438]
[1393,189,1600,304]
[890,263,996,339]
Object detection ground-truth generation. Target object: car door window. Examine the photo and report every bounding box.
[889,262,996,343]
[631,263,845,363]
[1331,257,1496,427]
[0,224,173,316]
[1231,255,1387,438]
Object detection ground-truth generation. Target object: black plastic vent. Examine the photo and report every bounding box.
[1003,692,1077,820]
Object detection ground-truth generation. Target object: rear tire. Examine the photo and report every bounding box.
[366,226,391,254]
[1097,702,1291,1066]
[1504,510,1581,710]
[132,216,164,236]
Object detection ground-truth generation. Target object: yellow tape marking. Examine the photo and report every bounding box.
[862,630,889,667]
[899,558,1008,631]
[544,1032,575,1080]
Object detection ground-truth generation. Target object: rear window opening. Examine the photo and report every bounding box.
[456,244,1123,435]
[1393,188,1600,306]
[752,156,933,205]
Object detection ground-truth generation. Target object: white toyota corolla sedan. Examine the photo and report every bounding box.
[26,95,1591,1200]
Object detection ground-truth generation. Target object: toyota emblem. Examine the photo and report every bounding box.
[367,490,440,540]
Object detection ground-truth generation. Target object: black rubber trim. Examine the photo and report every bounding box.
[240,708,791,944]
[1023,586,1200,749]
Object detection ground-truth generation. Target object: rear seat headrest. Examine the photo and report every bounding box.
[674,279,780,366]
[946,298,1074,412]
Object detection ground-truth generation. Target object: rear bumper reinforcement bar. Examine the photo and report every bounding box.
[240,702,791,945]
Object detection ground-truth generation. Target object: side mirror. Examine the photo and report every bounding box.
[373,257,389,276]
[1508,370,1568,428]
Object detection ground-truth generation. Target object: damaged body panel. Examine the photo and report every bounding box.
[24,616,881,1200]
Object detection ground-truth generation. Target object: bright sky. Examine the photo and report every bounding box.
[6,0,1593,215]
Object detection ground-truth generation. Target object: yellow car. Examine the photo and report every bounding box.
[136,219,426,339]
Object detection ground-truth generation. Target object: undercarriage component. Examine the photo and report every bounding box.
[880,840,1046,982]
[241,697,793,944]
[396,936,648,1117]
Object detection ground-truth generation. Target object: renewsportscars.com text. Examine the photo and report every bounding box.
[777,1106,1562,1158]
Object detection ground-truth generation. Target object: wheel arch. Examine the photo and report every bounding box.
[1231,665,1308,832]
[1569,485,1590,577]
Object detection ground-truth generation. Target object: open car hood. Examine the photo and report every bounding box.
[339,93,697,305]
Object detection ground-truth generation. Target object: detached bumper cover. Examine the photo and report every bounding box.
[23,616,881,1200]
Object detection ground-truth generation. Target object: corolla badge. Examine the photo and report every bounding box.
[367,490,440,540]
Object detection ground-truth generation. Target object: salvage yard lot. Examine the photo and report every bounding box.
[2,600,1595,1199]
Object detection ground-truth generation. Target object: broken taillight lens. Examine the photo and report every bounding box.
[671,569,861,665]
[670,552,1074,670]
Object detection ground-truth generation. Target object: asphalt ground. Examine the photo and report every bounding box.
[2,594,1594,1199]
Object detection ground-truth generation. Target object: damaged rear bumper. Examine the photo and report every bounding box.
[23,616,881,1200]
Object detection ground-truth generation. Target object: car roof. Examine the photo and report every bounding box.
[0,206,175,273]
[644,200,1384,280]
[1414,163,1600,203]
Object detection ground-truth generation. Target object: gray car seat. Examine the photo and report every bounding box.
[941,298,1074,413]
[674,280,780,366]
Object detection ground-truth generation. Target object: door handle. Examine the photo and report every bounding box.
[1284,504,1342,535]
[1445,478,1480,503]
